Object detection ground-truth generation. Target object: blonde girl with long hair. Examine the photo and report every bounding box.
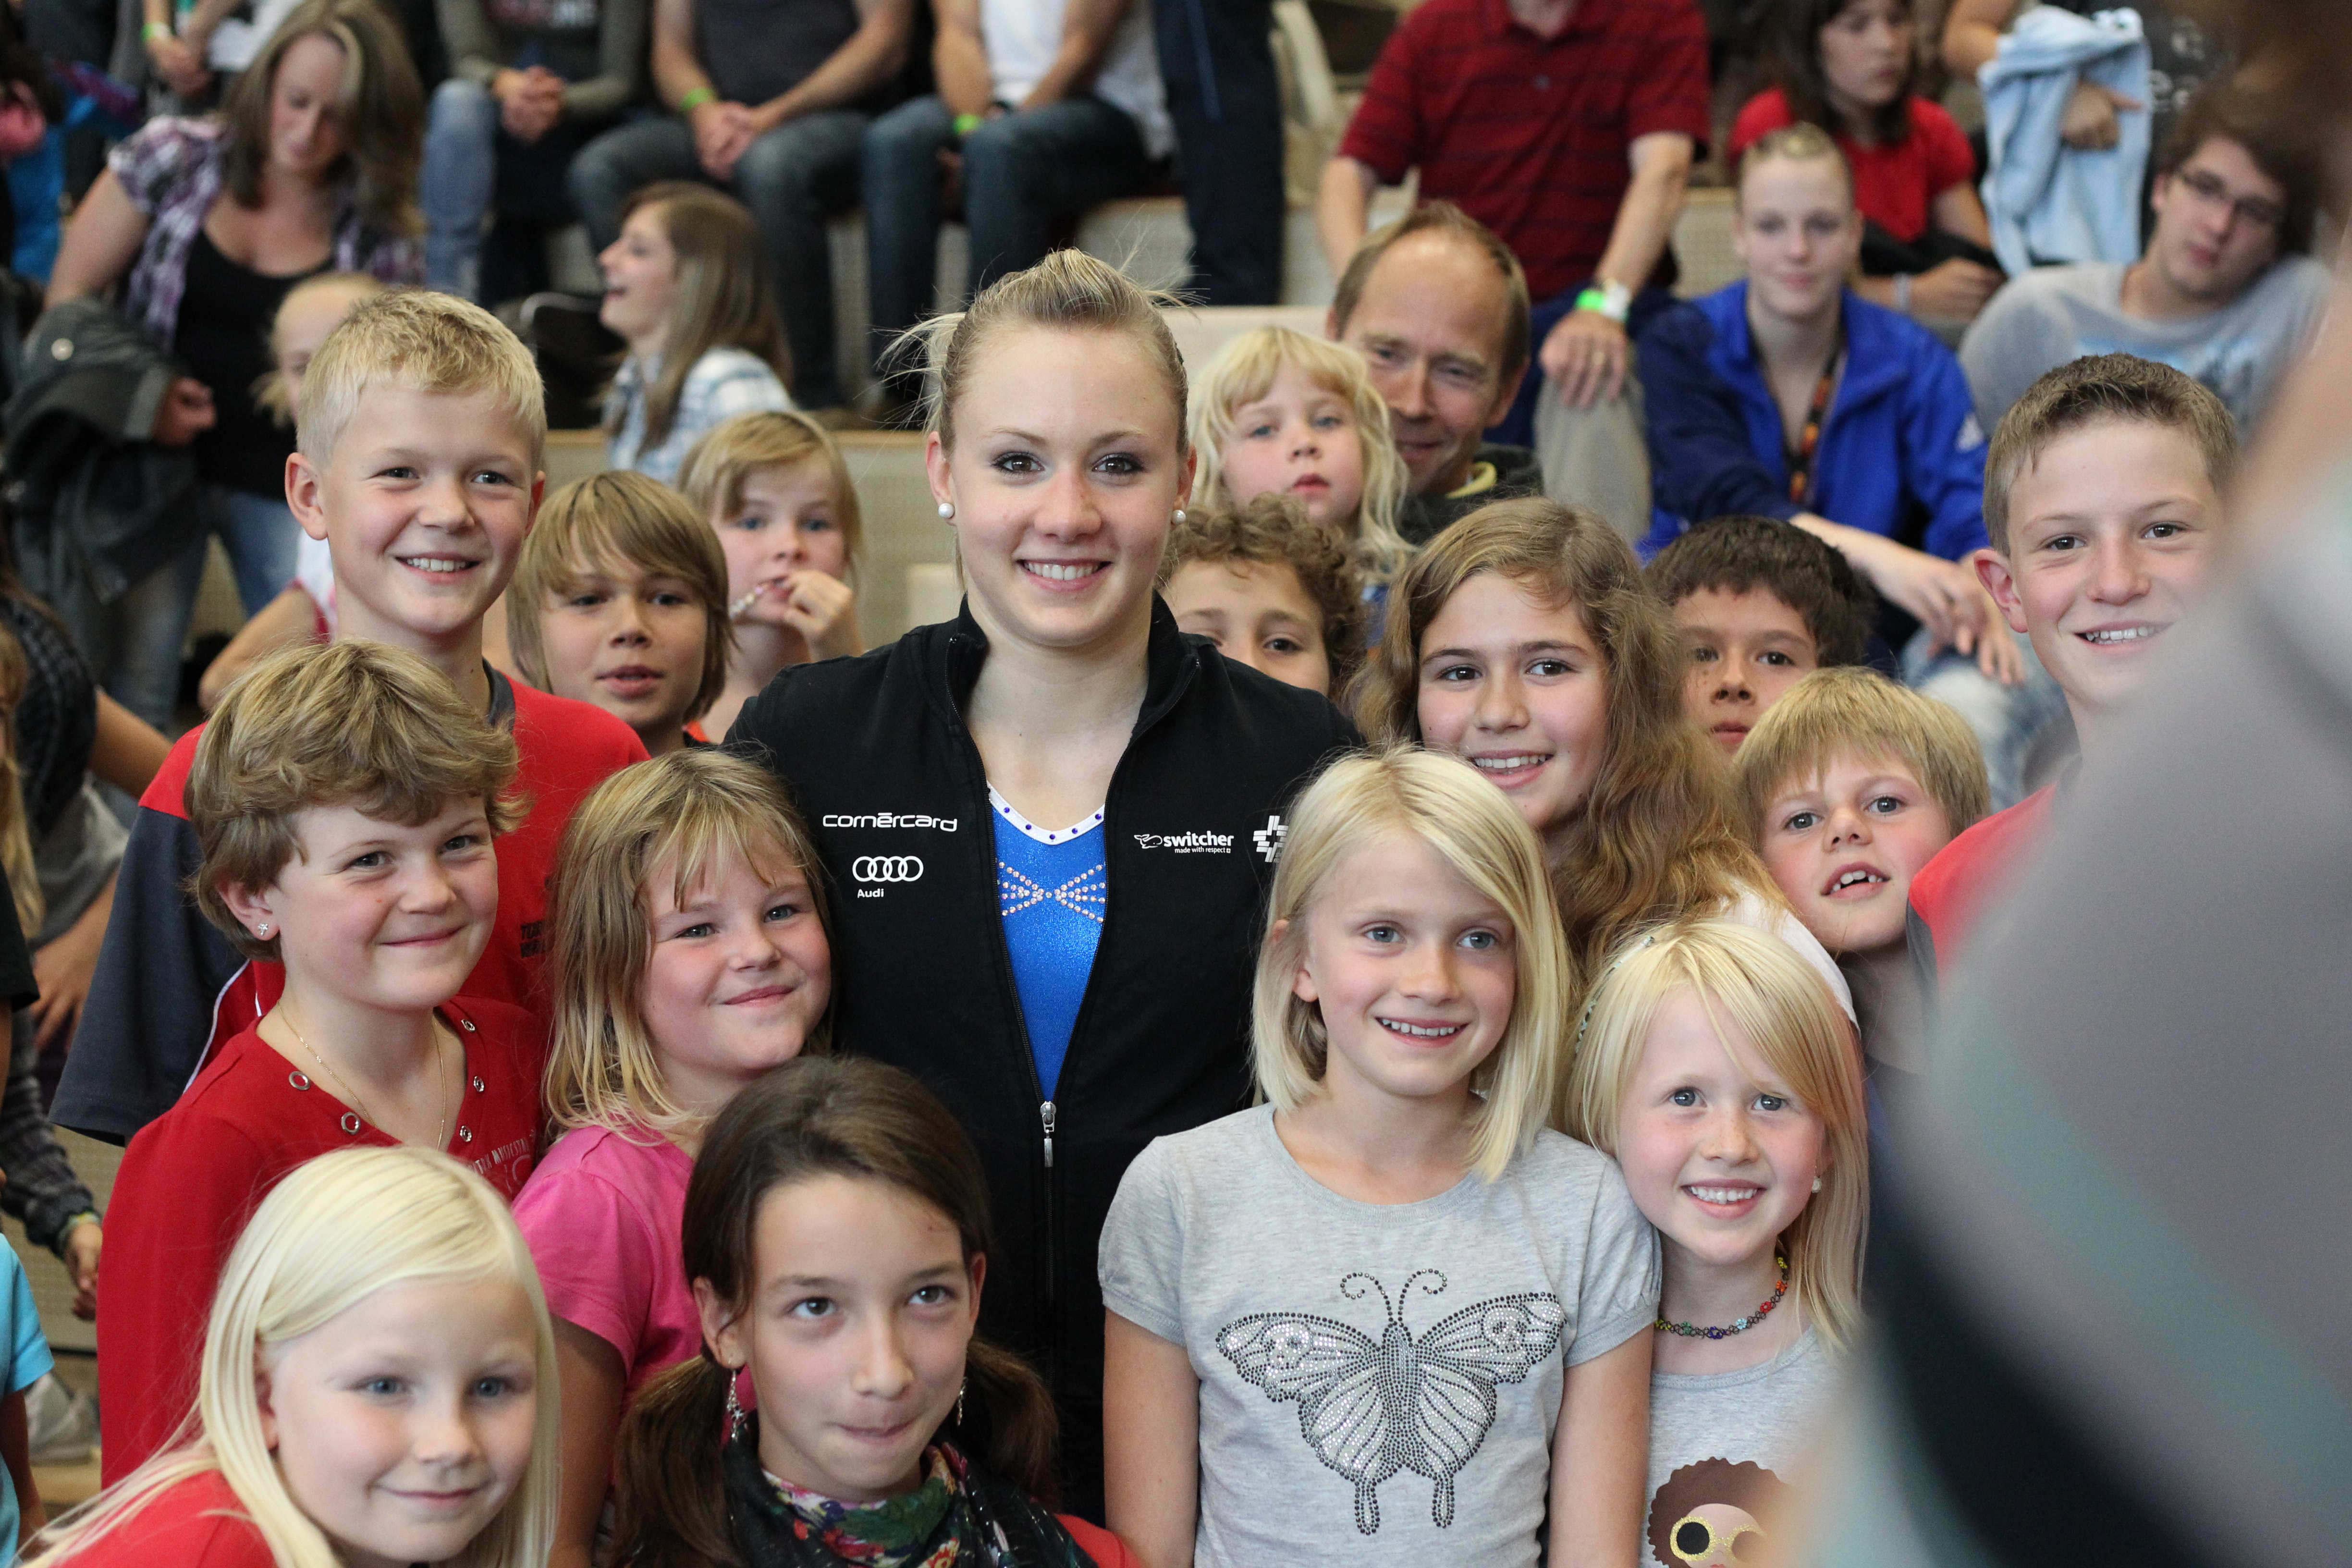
[26,1145,558,1567]
[600,183,794,485]
[1187,325,1414,587]
[1356,497,1851,1013]
[1101,748,1657,1568]
[511,747,833,1568]
[1561,918,1867,1565]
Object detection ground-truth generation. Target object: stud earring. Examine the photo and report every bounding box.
[1811,1176,1822,1193]
[1172,508,1187,524]
[938,501,955,520]
[256,923,270,939]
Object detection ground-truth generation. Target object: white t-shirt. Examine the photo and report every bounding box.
[980,0,1174,159]
[1100,1106,1659,1568]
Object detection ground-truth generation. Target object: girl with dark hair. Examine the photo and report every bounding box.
[600,182,793,486]
[612,1055,1136,1568]
[44,0,423,733]
[1732,0,2002,325]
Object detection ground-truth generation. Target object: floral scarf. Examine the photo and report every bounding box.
[723,1425,1086,1568]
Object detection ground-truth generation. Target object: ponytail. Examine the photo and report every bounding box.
[611,1355,739,1568]
[955,1336,1062,1505]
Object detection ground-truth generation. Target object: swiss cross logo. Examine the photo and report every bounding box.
[1252,814,1286,864]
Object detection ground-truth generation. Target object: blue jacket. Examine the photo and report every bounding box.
[1639,282,1990,562]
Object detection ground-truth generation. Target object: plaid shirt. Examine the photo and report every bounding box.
[603,346,792,486]
[106,117,422,352]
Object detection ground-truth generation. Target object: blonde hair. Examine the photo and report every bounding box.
[25,1146,560,1568]
[0,624,41,939]
[1356,498,1766,977]
[299,287,547,468]
[676,409,865,581]
[189,641,522,963]
[1255,748,1569,1181]
[606,184,791,452]
[1187,326,1412,583]
[257,273,385,424]
[507,472,734,726]
[1562,919,1868,1351]
[1734,667,1988,842]
[907,249,1188,456]
[544,750,833,1138]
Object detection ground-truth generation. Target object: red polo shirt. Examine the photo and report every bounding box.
[1338,0,1712,299]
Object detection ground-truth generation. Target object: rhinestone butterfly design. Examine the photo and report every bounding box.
[1216,1270,1567,1535]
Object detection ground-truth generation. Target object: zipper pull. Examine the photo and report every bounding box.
[1041,1100,1056,1169]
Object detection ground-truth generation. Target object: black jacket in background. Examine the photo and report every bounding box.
[729,599,1359,1509]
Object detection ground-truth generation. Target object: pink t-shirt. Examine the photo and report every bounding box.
[513,1122,700,1394]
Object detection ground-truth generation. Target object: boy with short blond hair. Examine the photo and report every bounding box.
[1739,666,1987,1077]
[55,290,649,1145]
[1909,352,2239,981]
[1648,513,1877,754]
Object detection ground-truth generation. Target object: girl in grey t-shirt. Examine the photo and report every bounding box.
[1564,919,1871,1567]
[1098,752,1660,1568]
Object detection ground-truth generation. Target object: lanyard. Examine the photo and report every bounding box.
[1784,335,1845,509]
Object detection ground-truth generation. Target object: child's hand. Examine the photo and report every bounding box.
[63,1222,98,1321]
[775,570,861,661]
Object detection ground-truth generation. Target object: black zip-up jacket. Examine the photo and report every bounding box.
[729,600,1358,1507]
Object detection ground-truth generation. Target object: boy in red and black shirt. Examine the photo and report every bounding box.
[54,291,646,1148]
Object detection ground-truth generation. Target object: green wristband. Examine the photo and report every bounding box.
[143,21,172,42]
[677,86,716,114]
[953,111,985,140]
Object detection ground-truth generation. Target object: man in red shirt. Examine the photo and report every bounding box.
[1908,354,2237,982]
[1314,0,1710,449]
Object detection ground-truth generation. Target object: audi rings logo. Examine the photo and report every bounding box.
[852,855,925,884]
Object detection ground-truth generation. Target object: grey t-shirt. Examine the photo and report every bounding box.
[1642,1330,1843,1568]
[1099,1106,1658,1568]
[1959,257,2329,436]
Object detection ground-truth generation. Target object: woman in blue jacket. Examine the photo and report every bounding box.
[1642,124,2063,803]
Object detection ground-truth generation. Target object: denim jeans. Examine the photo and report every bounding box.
[1153,0,1282,304]
[1903,625,2072,812]
[570,110,868,409]
[94,485,298,731]
[860,94,1155,365]
[424,77,594,302]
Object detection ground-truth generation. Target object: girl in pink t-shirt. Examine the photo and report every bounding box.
[513,749,835,1568]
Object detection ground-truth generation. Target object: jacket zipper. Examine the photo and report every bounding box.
[1041,1099,1056,1168]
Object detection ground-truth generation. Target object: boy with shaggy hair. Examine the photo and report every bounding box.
[1739,666,1987,1081]
[1908,352,2239,981]
[1647,513,1878,755]
[100,639,552,1481]
[1160,494,1366,699]
[55,290,648,1145]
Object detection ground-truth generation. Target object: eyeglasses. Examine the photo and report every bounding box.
[1670,1513,1767,1565]
[2172,167,2286,232]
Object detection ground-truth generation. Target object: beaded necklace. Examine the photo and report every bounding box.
[1656,1252,1788,1340]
